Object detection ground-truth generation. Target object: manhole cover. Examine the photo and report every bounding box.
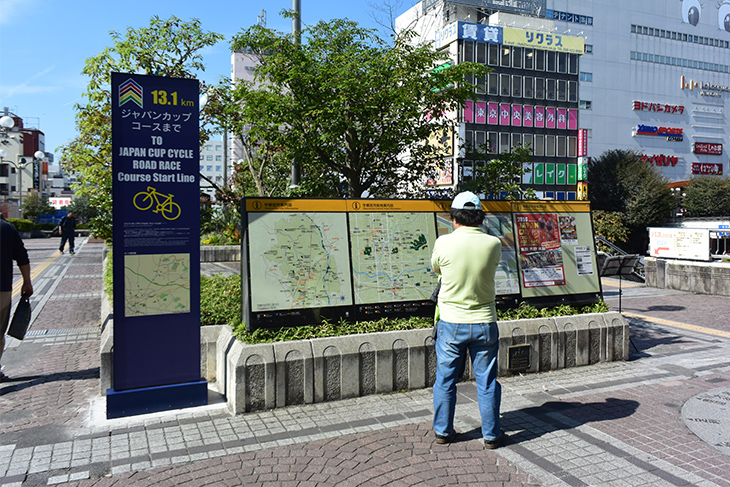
[682,387,730,455]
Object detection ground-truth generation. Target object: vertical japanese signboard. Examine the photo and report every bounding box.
[109,73,205,418]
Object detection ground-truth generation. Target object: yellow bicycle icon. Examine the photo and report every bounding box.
[133,186,182,220]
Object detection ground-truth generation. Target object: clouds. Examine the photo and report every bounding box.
[1,65,58,98]
[0,0,36,25]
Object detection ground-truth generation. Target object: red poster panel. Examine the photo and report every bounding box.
[512,104,522,126]
[535,106,545,128]
[691,163,723,175]
[523,105,534,127]
[476,102,487,124]
[488,102,499,125]
[557,108,567,129]
[464,101,474,123]
[568,109,578,130]
[515,213,566,288]
[546,107,556,129]
[500,103,511,125]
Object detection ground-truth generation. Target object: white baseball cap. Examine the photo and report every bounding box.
[451,191,481,209]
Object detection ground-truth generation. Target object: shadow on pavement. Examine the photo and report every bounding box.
[0,368,99,397]
[455,397,639,446]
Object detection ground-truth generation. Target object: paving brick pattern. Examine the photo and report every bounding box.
[1,240,729,486]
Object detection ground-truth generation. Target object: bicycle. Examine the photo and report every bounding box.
[133,186,182,221]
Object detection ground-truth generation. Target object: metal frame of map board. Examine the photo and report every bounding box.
[511,201,603,308]
[241,198,527,330]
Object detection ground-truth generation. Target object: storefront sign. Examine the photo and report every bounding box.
[503,27,585,54]
[435,22,502,49]
[578,129,588,156]
[545,9,593,25]
[633,125,684,140]
[640,154,679,166]
[691,163,723,175]
[632,101,685,114]
[693,142,723,155]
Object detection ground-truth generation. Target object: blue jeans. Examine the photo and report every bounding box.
[433,319,501,440]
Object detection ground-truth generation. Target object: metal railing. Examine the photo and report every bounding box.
[594,235,645,281]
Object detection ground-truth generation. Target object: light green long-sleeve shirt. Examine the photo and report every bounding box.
[431,225,501,324]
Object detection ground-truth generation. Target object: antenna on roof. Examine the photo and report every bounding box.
[257,9,267,27]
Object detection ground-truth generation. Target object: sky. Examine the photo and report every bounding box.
[0,0,411,166]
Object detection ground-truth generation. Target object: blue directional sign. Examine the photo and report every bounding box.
[109,72,205,418]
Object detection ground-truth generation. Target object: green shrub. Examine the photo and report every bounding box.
[200,232,237,246]
[7,219,34,232]
[103,248,113,299]
[201,274,242,326]
[34,222,58,230]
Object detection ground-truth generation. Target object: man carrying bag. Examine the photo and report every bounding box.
[0,216,34,382]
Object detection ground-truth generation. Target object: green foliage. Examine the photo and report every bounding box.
[232,301,609,344]
[200,274,242,327]
[460,144,537,200]
[200,232,237,245]
[220,15,487,198]
[591,210,628,247]
[588,149,674,250]
[20,192,56,223]
[65,195,99,225]
[59,16,223,243]
[682,176,730,217]
[7,218,34,232]
[103,248,113,300]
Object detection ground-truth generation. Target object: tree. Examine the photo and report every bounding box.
[20,193,56,223]
[226,15,487,198]
[459,144,536,200]
[682,176,730,217]
[588,149,674,252]
[59,16,223,242]
[66,195,99,225]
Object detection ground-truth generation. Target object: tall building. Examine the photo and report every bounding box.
[397,0,730,197]
[199,138,230,201]
[0,109,49,206]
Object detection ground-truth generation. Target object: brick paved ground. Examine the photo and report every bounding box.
[1,241,729,486]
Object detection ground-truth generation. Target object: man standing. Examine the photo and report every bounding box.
[0,217,34,381]
[58,211,76,255]
[430,191,504,449]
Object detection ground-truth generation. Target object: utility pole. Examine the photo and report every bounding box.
[290,0,302,188]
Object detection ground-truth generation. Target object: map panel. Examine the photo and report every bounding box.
[436,212,520,295]
[248,212,352,311]
[124,253,191,317]
[350,212,438,304]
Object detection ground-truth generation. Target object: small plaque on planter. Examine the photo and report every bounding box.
[508,344,531,371]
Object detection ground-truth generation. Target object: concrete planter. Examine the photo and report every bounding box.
[645,257,730,296]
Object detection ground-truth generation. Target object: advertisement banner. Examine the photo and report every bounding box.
[111,73,203,398]
[500,103,511,125]
[557,108,567,129]
[568,109,578,130]
[503,27,585,54]
[464,101,474,123]
[476,101,487,124]
[488,102,499,124]
[523,105,534,127]
[512,104,522,126]
[546,107,556,129]
[535,106,545,128]
[515,213,566,287]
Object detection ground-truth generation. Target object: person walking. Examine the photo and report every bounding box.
[430,191,504,449]
[0,216,34,381]
[58,210,77,254]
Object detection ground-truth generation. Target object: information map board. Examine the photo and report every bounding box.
[242,198,601,330]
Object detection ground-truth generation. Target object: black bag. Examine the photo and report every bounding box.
[7,295,31,340]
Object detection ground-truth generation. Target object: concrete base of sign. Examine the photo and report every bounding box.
[210,312,628,415]
[106,380,208,419]
[200,245,240,262]
[645,257,730,296]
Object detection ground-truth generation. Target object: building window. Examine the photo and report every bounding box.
[546,135,556,157]
[465,130,474,149]
[535,49,545,71]
[524,76,534,98]
[500,74,511,96]
[579,100,592,110]
[556,136,566,157]
[568,81,578,103]
[200,165,204,171]
[513,47,523,68]
[534,134,544,156]
[501,46,511,67]
[462,40,474,62]
[512,75,522,97]
[546,50,556,72]
[487,132,498,154]
[557,79,567,101]
[535,77,545,99]
[579,72,593,82]
[488,43,499,65]
[477,42,487,64]
[568,136,577,157]
[215,155,222,161]
[206,155,213,161]
[499,132,510,153]
[488,73,499,95]
[546,78,556,100]
[215,145,222,151]
[206,165,213,171]
[206,146,212,151]
[524,48,534,69]
[568,54,578,74]
[557,52,567,73]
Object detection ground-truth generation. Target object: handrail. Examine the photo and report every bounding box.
[594,236,645,280]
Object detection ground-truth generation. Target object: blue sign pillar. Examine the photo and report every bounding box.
[108,73,206,418]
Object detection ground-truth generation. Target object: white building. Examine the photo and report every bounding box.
[397,0,730,194]
[199,138,232,201]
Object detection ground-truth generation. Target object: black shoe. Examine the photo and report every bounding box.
[70,250,75,255]
[483,431,505,450]
[59,249,64,254]
[435,432,456,444]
